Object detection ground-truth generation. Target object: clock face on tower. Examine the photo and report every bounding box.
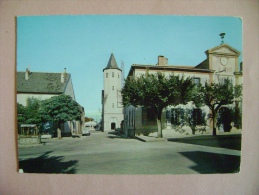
[220,57,228,66]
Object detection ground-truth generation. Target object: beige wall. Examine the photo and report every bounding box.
[17,93,58,106]
[134,68,211,85]
[64,77,76,100]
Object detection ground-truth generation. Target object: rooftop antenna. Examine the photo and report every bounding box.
[219,33,226,44]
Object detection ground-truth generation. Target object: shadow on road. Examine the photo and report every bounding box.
[107,131,130,139]
[167,134,241,150]
[19,151,78,174]
[179,151,240,173]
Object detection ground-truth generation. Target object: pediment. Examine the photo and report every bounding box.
[207,44,240,56]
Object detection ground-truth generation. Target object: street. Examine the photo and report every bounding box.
[18,131,241,174]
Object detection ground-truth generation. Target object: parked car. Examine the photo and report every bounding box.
[82,128,90,136]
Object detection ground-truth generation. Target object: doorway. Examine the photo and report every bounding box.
[111,122,116,130]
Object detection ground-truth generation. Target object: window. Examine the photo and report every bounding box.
[118,74,120,78]
[142,107,157,125]
[112,86,114,90]
[106,73,108,78]
[112,103,114,108]
[112,72,114,77]
[193,78,200,85]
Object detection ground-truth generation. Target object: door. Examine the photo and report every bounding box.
[111,122,116,130]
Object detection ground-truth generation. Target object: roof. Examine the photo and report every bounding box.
[206,43,240,56]
[17,71,71,94]
[127,64,213,77]
[85,121,97,126]
[103,53,121,71]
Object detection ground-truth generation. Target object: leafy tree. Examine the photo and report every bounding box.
[122,71,195,138]
[171,107,207,135]
[39,95,83,139]
[193,79,242,136]
[25,97,42,125]
[17,103,26,125]
[85,117,94,122]
[17,98,42,135]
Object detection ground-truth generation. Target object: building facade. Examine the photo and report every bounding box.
[102,54,124,131]
[123,43,243,136]
[17,68,84,135]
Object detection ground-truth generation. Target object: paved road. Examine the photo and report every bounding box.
[18,131,241,174]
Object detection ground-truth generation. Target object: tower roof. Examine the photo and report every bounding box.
[103,53,121,71]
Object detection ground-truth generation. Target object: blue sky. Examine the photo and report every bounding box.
[17,15,242,121]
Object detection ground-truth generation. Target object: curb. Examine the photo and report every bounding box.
[135,136,167,142]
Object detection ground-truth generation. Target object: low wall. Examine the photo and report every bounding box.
[18,135,41,145]
[41,134,52,139]
[135,125,158,136]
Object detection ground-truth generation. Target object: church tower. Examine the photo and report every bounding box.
[102,53,124,131]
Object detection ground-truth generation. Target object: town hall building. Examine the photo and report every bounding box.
[123,42,243,136]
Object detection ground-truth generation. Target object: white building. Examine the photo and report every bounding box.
[102,53,124,131]
[17,68,84,136]
[123,43,243,136]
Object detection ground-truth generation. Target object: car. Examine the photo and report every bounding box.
[82,128,91,136]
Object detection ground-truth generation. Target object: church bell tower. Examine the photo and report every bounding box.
[102,53,124,131]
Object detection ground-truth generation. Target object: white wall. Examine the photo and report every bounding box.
[64,77,75,100]
[103,69,124,131]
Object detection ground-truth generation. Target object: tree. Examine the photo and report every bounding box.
[122,71,195,138]
[85,117,94,122]
[39,95,83,139]
[17,98,42,135]
[17,103,26,125]
[25,97,42,125]
[193,79,242,136]
[171,107,207,135]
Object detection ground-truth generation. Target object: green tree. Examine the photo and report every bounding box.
[193,79,242,136]
[122,72,195,138]
[39,95,83,139]
[25,97,42,125]
[17,103,26,125]
[85,117,94,122]
[17,98,42,134]
[17,98,42,125]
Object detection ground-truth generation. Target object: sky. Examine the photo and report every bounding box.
[17,15,242,122]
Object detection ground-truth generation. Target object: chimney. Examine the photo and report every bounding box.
[157,55,168,66]
[25,68,30,80]
[240,62,243,72]
[61,68,67,83]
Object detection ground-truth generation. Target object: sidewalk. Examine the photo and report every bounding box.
[134,128,242,142]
